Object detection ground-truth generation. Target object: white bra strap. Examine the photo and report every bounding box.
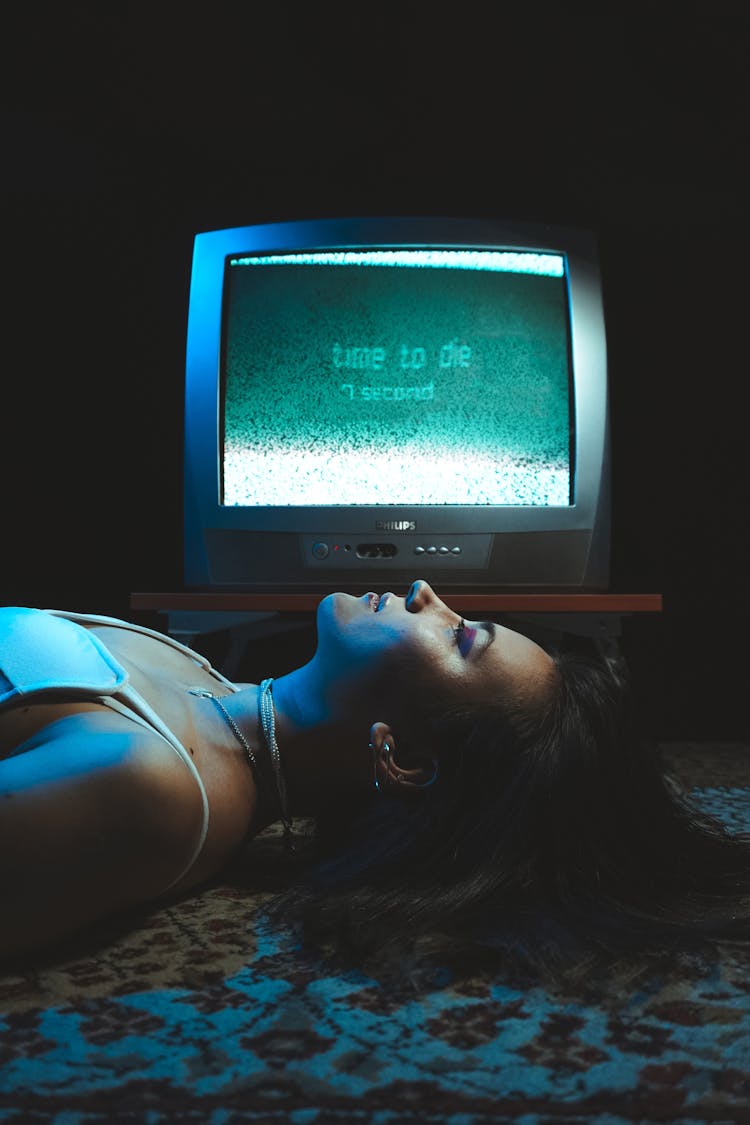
[101,692,210,894]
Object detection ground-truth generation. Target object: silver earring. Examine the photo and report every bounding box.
[369,741,390,792]
[369,742,380,792]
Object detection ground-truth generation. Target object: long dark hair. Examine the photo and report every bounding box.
[264,649,750,987]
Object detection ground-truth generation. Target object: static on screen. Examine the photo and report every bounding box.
[221,249,572,507]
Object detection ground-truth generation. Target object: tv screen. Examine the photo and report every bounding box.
[184,217,609,592]
[222,248,572,509]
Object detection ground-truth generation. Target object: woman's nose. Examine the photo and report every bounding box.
[405,579,439,612]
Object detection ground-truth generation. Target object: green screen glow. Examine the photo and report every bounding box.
[222,250,572,507]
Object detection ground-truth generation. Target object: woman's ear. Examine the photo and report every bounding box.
[369,721,438,793]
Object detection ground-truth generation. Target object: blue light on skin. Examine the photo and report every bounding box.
[229,249,564,278]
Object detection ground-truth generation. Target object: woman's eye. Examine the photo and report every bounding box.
[453,618,466,646]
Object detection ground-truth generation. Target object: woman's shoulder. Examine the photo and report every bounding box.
[4,704,205,830]
[0,708,209,958]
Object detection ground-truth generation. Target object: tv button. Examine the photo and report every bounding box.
[312,542,329,560]
[451,546,462,554]
[439,546,450,554]
[426,546,437,554]
[414,546,425,554]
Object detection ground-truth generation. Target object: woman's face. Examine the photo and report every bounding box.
[313,579,555,724]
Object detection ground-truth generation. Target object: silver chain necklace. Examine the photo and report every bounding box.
[257,678,294,848]
[189,680,294,850]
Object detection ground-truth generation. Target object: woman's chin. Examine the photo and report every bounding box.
[317,589,367,632]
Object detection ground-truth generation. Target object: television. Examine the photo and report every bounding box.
[183,216,610,592]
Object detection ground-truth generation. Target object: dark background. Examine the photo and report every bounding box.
[2,6,748,741]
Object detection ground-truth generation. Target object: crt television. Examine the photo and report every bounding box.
[183,216,610,592]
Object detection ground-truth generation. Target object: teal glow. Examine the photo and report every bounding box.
[229,248,564,278]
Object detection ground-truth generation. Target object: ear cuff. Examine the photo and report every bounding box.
[369,741,439,792]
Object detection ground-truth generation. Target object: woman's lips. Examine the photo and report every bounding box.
[364,591,396,612]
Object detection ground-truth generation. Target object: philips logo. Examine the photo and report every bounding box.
[375,520,416,532]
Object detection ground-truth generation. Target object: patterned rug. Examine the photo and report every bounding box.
[2,743,750,1123]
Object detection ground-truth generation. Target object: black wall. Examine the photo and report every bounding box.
[2,8,748,741]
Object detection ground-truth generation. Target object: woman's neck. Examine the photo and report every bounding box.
[255,666,374,819]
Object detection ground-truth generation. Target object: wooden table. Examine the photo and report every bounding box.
[130,592,662,615]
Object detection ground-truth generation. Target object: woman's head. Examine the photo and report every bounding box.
[290,578,569,863]
[271,587,750,985]
[273,577,560,827]
[282,580,652,843]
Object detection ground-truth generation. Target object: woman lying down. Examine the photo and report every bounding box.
[1,580,749,982]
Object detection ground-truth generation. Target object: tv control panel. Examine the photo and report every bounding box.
[301,533,493,569]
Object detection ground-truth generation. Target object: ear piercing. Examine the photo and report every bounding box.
[368,739,440,792]
[368,741,379,791]
[369,741,391,792]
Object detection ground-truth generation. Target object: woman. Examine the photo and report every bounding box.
[1,580,749,978]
